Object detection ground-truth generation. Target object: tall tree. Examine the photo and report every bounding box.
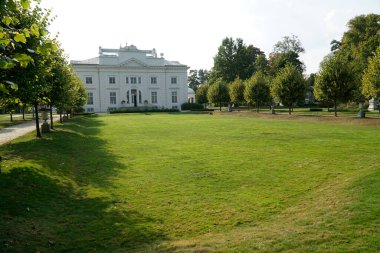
[340,14,380,76]
[362,46,380,114]
[6,2,57,137]
[314,54,356,117]
[244,71,271,112]
[198,69,209,84]
[188,69,209,92]
[207,79,229,111]
[188,69,200,92]
[273,34,305,54]
[269,35,305,76]
[255,54,270,75]
[271,64,306,114]
[213,37,263,82]
[228,78,245,106]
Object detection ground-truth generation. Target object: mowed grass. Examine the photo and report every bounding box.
[0,113,379,252]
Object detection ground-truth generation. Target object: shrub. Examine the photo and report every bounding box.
[110,107,179,114]
[181,103,204,110]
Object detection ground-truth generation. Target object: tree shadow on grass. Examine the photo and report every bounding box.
[0,115,169,252]
[0,167,167,252]
[2,115,124,188]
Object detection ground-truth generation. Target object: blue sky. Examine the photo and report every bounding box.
[41,0,380,74]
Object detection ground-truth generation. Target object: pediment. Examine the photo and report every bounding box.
[120,58,148,67]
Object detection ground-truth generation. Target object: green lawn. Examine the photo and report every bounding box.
[0,113,379,252]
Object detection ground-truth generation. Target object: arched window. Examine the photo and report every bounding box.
[139,90,142,104]
[126,91,130,104]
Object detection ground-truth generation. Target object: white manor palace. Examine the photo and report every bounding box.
[71,44,189,113]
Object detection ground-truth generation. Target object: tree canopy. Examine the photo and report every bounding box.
[213,37,264,82]
[271,64,306,114]
[362,46,380,111]
[244,71,271,112]
[0,0,87,137]
[207,79,229,111]
[228,78,245,105]
[314,54,356,116]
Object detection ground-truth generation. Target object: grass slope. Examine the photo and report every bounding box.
[0,113,379,252]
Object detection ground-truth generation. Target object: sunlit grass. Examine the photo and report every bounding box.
[0,113,379,252]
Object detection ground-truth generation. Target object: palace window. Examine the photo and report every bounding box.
[171,77,177,84]
[131,77,137,84]
[109,76,116,84]
[126,91,130,104]
[110,92,117,104]
[85,77,93,84]
[151,91,157,104]
[126,77,129,84]
[171,91,178,103]
[151,77,157,84]
[139,90,142,104]
[87,92,93,105]
[138,77,141,84]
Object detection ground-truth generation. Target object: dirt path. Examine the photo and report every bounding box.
[0,116,60,145]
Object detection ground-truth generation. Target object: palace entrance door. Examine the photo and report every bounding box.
[131,89,137,107]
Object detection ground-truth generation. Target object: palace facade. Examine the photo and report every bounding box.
[71,44,188,113]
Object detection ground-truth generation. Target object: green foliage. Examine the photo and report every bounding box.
[207,79,229,110]
[195,84,209,104]
[269,51,305,75]
[269,35,305,76]
[362,46,380,100]
[188,69,209,92]
[181,102,204,110]
[340,14,380,75]
[244,71,271,111]
[228,78,245,105]
[314,54,356,116]
[0,0,37,76]
[254,54,270,75]
[213,37,264,82]
[273,34,305,54]
[0,0,87,136]
[271,64,306,114]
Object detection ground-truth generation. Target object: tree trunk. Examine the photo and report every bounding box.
[60,112,62,123]
[219,102,222,111]
[289,106,292,115]
[334,101,337,117]
[10,112,13,122]
[22,105,25,120]
[50,106,54,129]
[34,103,41,138]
